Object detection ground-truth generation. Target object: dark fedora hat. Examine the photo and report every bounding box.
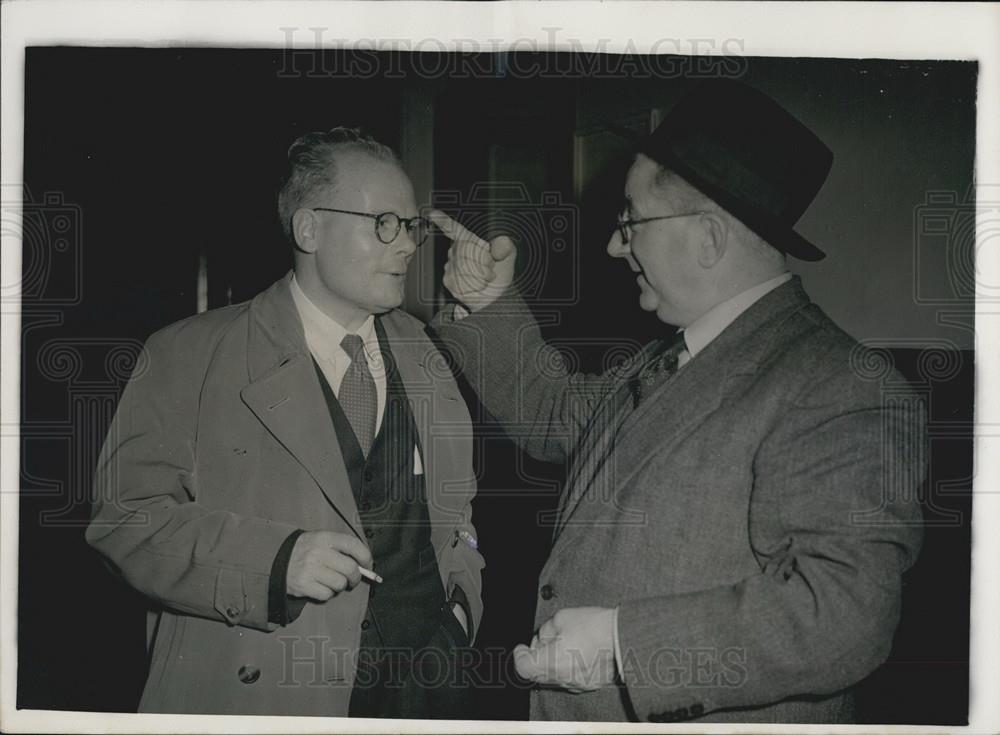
[640,79,833,261]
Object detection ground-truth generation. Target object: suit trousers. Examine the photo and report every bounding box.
[348,603,474,719]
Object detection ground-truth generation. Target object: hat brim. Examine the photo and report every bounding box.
[772,227,826,262]
[654,148,827,262]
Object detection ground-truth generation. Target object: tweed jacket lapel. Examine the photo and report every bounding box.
[551,277,812,548]
[240,273,364,538]
[541,344,657,533]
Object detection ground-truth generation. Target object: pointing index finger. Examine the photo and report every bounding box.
[428,209,489,249]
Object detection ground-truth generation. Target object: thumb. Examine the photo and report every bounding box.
[490,235,516,263]
[537,616,559,643]
[513,643,544,682]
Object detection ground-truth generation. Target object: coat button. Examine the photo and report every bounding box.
[361,619,371,630]
[237,665,260,684]
[225,605,239,619]
[540,584,555,600]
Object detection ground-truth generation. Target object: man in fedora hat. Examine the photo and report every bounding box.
[429,79,924,723]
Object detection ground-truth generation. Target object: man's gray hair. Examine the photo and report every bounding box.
[277,127,401,243]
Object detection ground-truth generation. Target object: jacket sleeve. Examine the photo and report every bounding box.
[430,291,629,465]
[86,324,301,632]
[616,362,926,720]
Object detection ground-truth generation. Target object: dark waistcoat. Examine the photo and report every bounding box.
[312,319,445,654]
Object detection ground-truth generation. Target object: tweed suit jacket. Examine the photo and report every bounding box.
[431,276,924,723]
[86,273,484,716]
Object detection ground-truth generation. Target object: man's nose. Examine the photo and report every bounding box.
[607,229,628,258]
[395,228,418,255]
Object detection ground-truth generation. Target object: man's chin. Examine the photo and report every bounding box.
[372,292,404,314]
[637,292,659,313]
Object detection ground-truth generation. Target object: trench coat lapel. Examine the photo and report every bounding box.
[379,312,470,547]
[239,274,363,538]
[551,278,812,549]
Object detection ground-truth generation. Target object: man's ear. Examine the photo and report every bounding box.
[291,208,318,254]
[696,212,727,268]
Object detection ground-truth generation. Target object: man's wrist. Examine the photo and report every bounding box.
[268,529,306,625]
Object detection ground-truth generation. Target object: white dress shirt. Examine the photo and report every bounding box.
[677,271,793,368]
[290,275,387,435]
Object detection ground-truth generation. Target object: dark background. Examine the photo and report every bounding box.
[18,48,974,722]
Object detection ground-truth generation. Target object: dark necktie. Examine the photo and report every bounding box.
[339,333,377,456]
[635,330,687,406]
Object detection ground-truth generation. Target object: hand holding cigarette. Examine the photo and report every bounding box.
[286,530,376,601]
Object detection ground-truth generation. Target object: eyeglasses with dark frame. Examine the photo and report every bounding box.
[615,211,707,245]
[312,207,431,247]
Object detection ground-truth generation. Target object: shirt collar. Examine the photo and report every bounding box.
[682,272,792,359]
[290,274,376,354]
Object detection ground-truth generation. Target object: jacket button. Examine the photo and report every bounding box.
[361,619,371,630]
[225,605,239,619]
[237,665,260,684]
[539,584,555,600]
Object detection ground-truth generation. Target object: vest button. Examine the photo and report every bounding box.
[237,665,260,684]
[540,584,555,600]
[361,619,371,630]
[364,528,375,538]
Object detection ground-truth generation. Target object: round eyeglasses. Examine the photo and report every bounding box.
[312,207,431,246]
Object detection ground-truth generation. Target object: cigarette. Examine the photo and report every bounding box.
[359,566,383,584]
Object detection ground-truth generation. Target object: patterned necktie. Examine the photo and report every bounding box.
[635,330,687,406]
[339,333,377,456]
